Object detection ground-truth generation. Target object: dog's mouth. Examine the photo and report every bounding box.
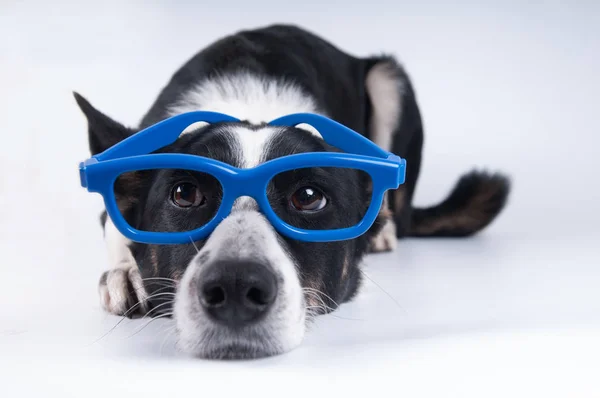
[202,344,268,360]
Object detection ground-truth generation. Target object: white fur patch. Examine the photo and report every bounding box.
[179,121,209,137]
[370,217,398,252]
[365,62,404,152]
[98,267,148,315]
[231,125,281,168]
[99,217,148,315]
[104,216,136,270]
[168,72,324,138]
[227,124,282,209]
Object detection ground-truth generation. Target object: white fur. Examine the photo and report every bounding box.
[168,72,324,138]
[370,217,398,252]
[228,125,282,209]
[232,125,281,168]
[98,267,148,315]
[99,217,147,315]
[98,270,126,312]
[174,211,305,358]
[365,62,404,152]
[104,217,136,270]
[179,121,209,136]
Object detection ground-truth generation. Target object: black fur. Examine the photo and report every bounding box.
[76,24,510,318]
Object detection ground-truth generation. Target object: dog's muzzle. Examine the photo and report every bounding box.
[174,210,305,359]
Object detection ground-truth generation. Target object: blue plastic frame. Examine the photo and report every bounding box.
[79,111,406,244]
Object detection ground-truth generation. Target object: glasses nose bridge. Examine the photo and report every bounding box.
[228,168,267,202]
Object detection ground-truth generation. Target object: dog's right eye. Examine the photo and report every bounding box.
[290,186,327,212]
[171,183,206,208]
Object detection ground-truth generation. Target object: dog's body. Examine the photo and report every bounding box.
[76,24,510,358]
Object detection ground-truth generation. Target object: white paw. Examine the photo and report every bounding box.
[369,218,398,253]
[98,267,148,317]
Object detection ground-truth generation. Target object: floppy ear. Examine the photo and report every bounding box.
[73,92,135,155]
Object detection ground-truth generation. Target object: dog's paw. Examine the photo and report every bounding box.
[98,268,148,317]
[369,218,398,253]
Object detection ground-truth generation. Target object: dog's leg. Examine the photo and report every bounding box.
[98,215,148,317]
[369,196,398,253]
[364,59,404,253]
[364,56,426,252]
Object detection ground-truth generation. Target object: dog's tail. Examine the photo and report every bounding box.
[409,170,511,237]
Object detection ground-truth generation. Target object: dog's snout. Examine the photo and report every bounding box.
[198,260,278,328]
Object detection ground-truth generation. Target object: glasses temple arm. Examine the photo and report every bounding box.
[94,111,240,162]
[269,113,390,159]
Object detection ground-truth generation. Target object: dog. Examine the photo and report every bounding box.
[74,24,510,359]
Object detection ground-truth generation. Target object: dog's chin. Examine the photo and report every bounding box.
[174,322,306,360]
[199,344,278,360]
[179,338,287,360]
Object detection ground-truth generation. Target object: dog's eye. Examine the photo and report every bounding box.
[171,183,206,208]
[290,186,327,212]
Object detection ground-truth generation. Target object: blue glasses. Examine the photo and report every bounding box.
[79,112,406,244]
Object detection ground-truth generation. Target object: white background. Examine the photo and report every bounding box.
[1,0,599,396]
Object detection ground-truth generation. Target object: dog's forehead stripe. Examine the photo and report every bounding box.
[231,125,281,169]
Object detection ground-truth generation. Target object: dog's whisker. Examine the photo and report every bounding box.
[358,269,405,313]
[140,277,177,285]
[189,236,200,253]
[305,305,329,313]
[110,290,174,322]
[153,321,176,341]
[302,291,334,311]
[126,313,173,339]
[145,292,177,299]
[159,326,178,356]
[304,305,362,321]
[128,292,175,309]
[103,282,174,316]
[302,291,338,316]
[144,285,174,295]
[155,321,176,336]
[97,302,148,343]
[89,320,129,346]
[146,320,176,348]
[302,288,364,320]
[128,284,174,304]
[91,289,176,345]
[146,317,176,351]
[301,287,337,300]
[301,287,342,308]
[122,300,175,329]
[136,300,175,323]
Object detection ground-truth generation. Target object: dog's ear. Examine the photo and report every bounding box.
[73,92,135,155]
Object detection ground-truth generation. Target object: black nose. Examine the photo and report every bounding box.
[197,260,278,328]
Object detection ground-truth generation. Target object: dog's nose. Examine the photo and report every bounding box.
[198,260,278,328]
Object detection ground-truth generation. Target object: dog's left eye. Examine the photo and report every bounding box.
[290,186,327,212]
[171,183,206,208]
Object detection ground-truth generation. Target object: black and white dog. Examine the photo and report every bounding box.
[75,24,510,359]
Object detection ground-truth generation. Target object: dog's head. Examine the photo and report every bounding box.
[76,94,384,359]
